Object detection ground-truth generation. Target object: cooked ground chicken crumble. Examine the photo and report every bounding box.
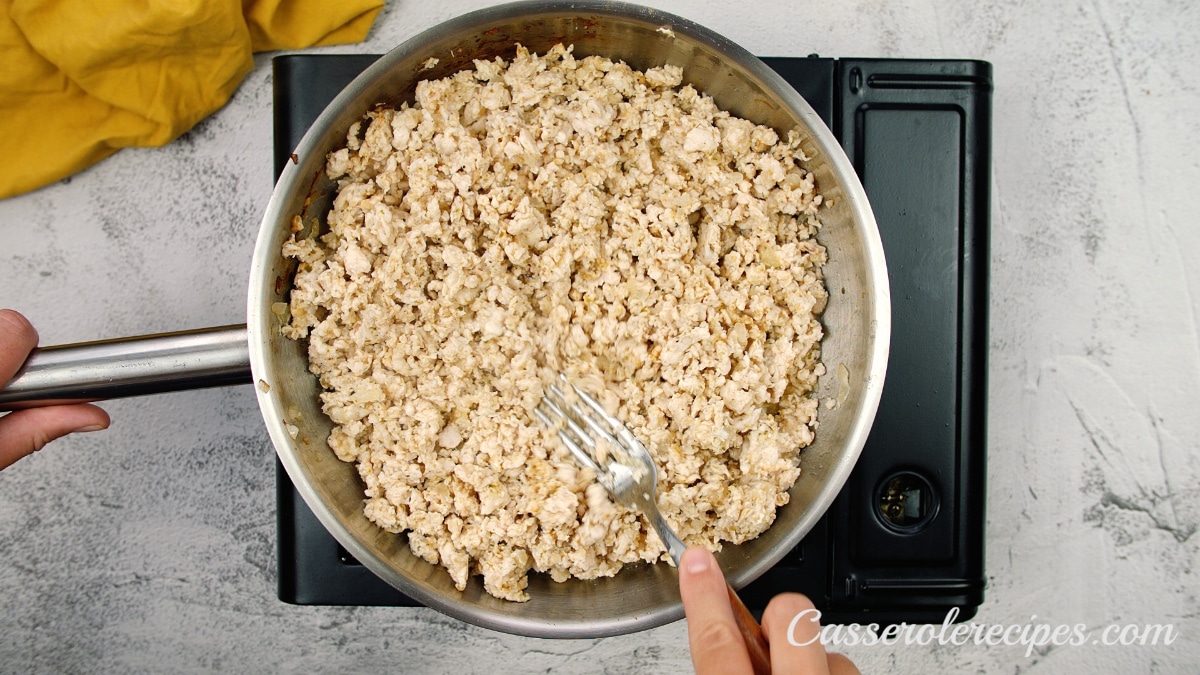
[282,44,828,602]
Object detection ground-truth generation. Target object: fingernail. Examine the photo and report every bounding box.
[73,425,106,433]
[683,548,711,575]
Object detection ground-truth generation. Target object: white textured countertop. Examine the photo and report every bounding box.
[2,1,1198,672]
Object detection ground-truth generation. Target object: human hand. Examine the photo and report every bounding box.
[0,309,110,470]
[679,547,860,675]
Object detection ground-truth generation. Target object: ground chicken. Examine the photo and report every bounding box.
[282,44,828,602]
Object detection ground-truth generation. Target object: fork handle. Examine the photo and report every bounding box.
[727,582,772,675]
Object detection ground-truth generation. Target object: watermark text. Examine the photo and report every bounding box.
[787,608,1179,657]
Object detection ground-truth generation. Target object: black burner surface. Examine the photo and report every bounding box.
[272,54,991,624]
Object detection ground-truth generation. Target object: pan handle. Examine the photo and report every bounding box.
[0,325,252,411]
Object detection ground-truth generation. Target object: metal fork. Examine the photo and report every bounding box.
[536,376,771,674]
[535,376,688,564]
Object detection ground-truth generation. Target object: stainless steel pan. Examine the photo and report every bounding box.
[0,0,890,638]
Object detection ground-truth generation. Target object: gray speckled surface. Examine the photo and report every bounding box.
[2,0,1199,672]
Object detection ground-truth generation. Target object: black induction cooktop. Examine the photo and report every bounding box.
[271,53,991,624]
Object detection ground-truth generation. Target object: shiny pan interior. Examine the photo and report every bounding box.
[246,0,890,638]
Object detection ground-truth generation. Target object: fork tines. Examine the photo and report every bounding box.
[534,377,626,475]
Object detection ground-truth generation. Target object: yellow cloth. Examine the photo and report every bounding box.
[0,0,383,199]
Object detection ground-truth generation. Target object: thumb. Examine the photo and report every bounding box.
[679,547,754,674]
